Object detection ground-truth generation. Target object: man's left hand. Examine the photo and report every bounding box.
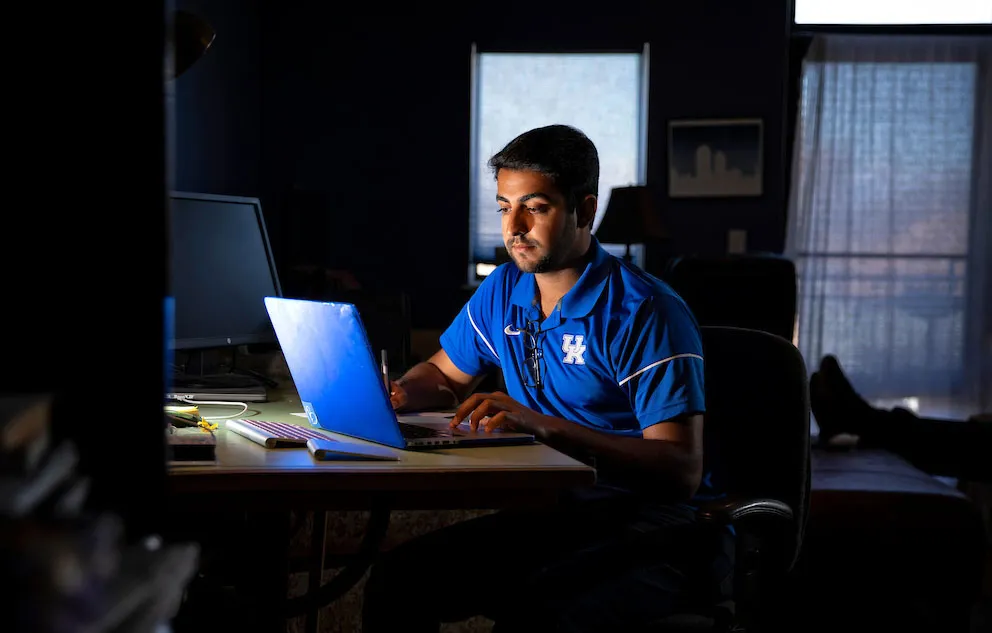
[450,391,557,435]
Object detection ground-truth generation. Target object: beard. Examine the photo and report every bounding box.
[510,244,555,273]
[506,220,577,274]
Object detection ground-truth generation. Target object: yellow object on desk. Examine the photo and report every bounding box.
[165,404,199,415]
[165,404,203,429]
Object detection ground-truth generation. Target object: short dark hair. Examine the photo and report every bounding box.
[487,124,599,211]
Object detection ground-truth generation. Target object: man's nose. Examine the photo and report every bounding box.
[505,207,530,237]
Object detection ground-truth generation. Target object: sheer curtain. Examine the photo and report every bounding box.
[786,35,992,420]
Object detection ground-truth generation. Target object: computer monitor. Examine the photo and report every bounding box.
[169,191,281,350]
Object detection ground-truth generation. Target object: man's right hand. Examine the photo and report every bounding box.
[389,381,408,411]
[384,351,481,413]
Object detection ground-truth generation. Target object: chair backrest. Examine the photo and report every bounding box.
[666,255,797,341]
[700,326,811,571]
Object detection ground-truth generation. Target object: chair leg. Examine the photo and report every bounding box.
[305,511,327,633]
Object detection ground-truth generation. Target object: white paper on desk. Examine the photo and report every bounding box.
[290,412,308,418]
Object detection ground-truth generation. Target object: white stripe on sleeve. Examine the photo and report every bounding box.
[617,353,703,387]
[467,305,499,360]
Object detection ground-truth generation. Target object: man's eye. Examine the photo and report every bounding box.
[497,207,510,214]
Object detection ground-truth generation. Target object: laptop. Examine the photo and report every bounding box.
[263,297,535,450]
[166,377,268,403]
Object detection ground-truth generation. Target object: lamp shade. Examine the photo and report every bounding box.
[594,185,668,245]
[170,10,215,80]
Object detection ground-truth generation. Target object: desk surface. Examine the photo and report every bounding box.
[167,392,596,510]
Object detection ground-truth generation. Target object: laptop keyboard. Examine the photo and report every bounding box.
[399,423,452,439]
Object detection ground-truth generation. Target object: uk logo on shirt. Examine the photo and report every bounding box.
[561,334,587,365]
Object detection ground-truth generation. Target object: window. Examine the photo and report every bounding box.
[787,35,991,419]
[469,47,649,280]
[794,0,992,25]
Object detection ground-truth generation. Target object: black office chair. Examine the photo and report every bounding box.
[664,255,798,341]
[653,325,811,633]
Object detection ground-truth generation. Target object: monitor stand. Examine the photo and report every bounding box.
[167,371,269,403]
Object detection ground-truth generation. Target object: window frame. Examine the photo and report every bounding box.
[789,0,992,33]
[466,43,651,286]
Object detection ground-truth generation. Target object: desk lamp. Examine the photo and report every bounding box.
[594,185,669,263]
[169,10,216,80]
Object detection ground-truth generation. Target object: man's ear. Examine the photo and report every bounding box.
[576,194,597,229]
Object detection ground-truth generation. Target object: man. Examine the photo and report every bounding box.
[362,125,730,632]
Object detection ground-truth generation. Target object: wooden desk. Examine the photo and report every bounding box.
[166,393,595,632]
[168,394,594,508]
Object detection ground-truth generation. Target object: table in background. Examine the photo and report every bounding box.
[782,448,986,633]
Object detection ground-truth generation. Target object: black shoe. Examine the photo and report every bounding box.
[810,355,877,440]
[811,369,850,441]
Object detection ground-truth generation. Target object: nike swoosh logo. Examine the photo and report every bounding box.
[504,325,521,336]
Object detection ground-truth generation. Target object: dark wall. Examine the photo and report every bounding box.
[173,0,262,199]
[649,3,791,256]
[259,8,473,302]
[174,0,791,328]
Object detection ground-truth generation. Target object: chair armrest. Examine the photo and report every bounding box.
[696,497,796,629]
[696,496,793,526]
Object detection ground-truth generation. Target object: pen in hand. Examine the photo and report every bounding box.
[381,349,390,395]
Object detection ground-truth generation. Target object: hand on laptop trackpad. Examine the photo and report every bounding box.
[457,419,504,434]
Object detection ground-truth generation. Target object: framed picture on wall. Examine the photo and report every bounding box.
[668,118,763,198]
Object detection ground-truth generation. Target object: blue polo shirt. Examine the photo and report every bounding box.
[441,237,715,499]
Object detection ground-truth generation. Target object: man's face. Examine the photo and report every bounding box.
[497,169,578,274]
